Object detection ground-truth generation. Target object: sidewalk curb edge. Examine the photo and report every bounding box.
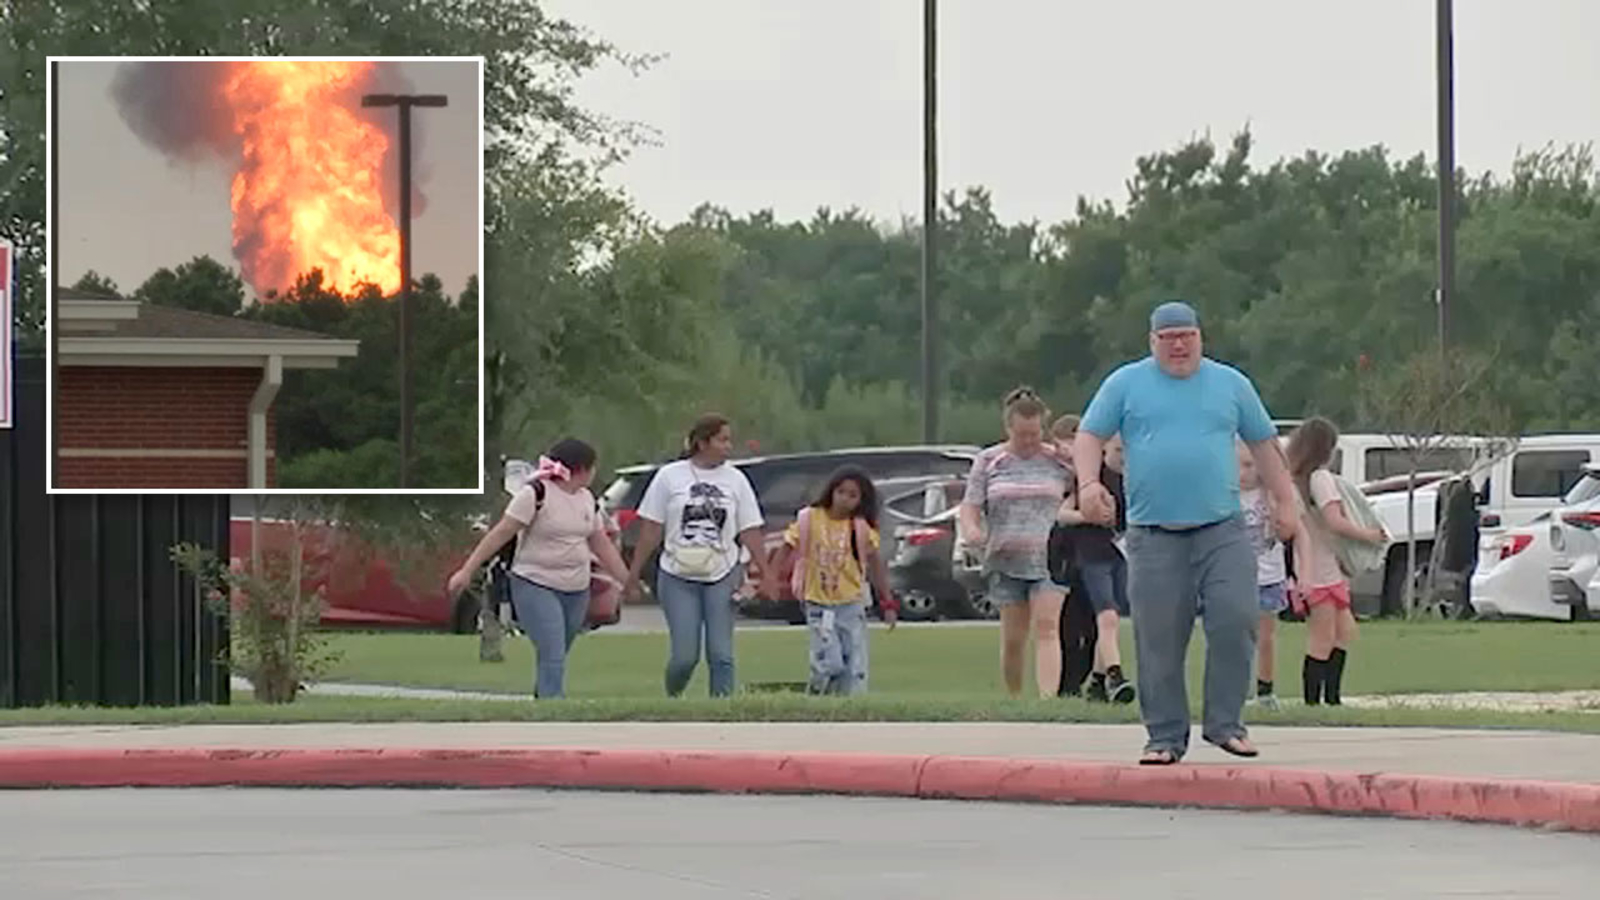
[1,747,1595,832]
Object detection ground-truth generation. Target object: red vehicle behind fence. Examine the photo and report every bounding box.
[228,512,622,633]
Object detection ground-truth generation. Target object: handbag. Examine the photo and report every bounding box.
[585,571,622,629]
[672,544,719,578]
[671,465,727,578]
[1307,472,1388,578]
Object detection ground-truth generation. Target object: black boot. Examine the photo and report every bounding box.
[1325,648,1348,706]
[1302,656,1326,706]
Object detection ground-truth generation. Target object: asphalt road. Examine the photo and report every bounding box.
[3,789,1593,899]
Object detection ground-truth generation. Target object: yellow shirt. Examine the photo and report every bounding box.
[783,512,881,606]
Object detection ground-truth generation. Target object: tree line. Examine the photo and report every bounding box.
[503,134,1600,477]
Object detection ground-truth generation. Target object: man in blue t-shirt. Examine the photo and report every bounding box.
[1075,301,1297,765]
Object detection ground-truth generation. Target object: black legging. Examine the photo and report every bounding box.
[1058,572,1097,695]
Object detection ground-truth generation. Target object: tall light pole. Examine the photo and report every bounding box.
[361,92,448,489]
[921,0,939,443]
[1435,0,1455,354]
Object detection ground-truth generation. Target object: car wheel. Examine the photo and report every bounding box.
[951,587,998,620]
[1571,601,1592,623]
[1380,542,1433,618]
[898,589,939,622]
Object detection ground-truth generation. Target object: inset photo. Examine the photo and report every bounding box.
[46,56,483,493]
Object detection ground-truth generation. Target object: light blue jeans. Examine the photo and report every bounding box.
[508,575,589,699]
[1125,516,1258,757]
[658,567,742,697]
[805,601,870,695]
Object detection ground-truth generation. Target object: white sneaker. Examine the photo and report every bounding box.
[1253,693,1282,712]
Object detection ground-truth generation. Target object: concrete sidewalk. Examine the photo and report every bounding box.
[2,721,1597,783]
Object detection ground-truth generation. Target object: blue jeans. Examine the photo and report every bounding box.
[805,601,870,695]
[1124,516,1258,757]
[508,575,589,699]
[657,567,741,697]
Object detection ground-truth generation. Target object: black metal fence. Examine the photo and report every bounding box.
[1,355,230,707]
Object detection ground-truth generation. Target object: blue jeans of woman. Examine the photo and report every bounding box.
[657,567,742,697]
[508,575,588,699]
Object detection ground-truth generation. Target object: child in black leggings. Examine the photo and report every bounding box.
[1049,415,1097,696]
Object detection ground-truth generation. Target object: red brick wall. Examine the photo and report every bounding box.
[57,366,277,489]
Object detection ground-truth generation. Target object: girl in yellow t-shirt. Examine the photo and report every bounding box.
[774,467,898,694]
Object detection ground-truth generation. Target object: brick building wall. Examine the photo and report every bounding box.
[56,366,277,489]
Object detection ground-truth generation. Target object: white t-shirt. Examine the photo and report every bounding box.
[1241,487,1287,586]
[504,481,605,592]
[638,459,764,583]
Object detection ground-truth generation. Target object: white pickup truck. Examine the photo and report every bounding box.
[1322,434,1600,614]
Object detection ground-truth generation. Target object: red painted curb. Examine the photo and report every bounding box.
[1,747,1596,832]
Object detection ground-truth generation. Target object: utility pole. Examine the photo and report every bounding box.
[50,60,59,482]
[921,0,939,443]
[361,92,448,488]
[1435,0,1455,354]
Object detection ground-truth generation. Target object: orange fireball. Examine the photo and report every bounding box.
[222,60,401,297]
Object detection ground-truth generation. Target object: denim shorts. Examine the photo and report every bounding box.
[987,572,1070,607]
[1078,555,1130,617]
[1258,581,1288,614]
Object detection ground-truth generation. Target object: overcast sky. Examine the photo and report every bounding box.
[542,0,1600,228]
[56,58,480,299]
[51,3,1600,296]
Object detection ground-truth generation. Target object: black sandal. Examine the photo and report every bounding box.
[1209,736,1259,759]
[1139,748,1180,766]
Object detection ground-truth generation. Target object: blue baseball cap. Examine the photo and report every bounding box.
[1150,301,1200,332]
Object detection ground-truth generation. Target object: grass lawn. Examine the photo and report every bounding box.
[0,689,1597,734]
[322,619,1600,700]
[1,621,1595,732]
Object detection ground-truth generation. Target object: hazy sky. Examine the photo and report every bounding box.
[541,0,1600,228]
[56,58,481,299]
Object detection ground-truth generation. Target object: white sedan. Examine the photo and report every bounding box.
[1470,516,1561,620]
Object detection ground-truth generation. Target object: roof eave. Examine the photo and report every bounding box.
[59,337,360,368]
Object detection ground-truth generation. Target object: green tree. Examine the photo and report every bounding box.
[132,255,247,316]
[67,270,119,296]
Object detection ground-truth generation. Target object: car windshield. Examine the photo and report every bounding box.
[1562,472,1600,507]
[1363,446,1477,482]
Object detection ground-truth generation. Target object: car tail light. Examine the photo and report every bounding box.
[905,527,948,547]
[1495,533,1533,561]
[616,509,640,531]
[1561,511,1600,531]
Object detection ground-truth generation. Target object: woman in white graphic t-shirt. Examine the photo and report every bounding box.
[625,414,777,697]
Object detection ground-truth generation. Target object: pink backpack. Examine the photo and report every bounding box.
[788,507,873,601]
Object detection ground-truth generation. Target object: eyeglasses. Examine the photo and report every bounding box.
[1154,330,1199,343]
